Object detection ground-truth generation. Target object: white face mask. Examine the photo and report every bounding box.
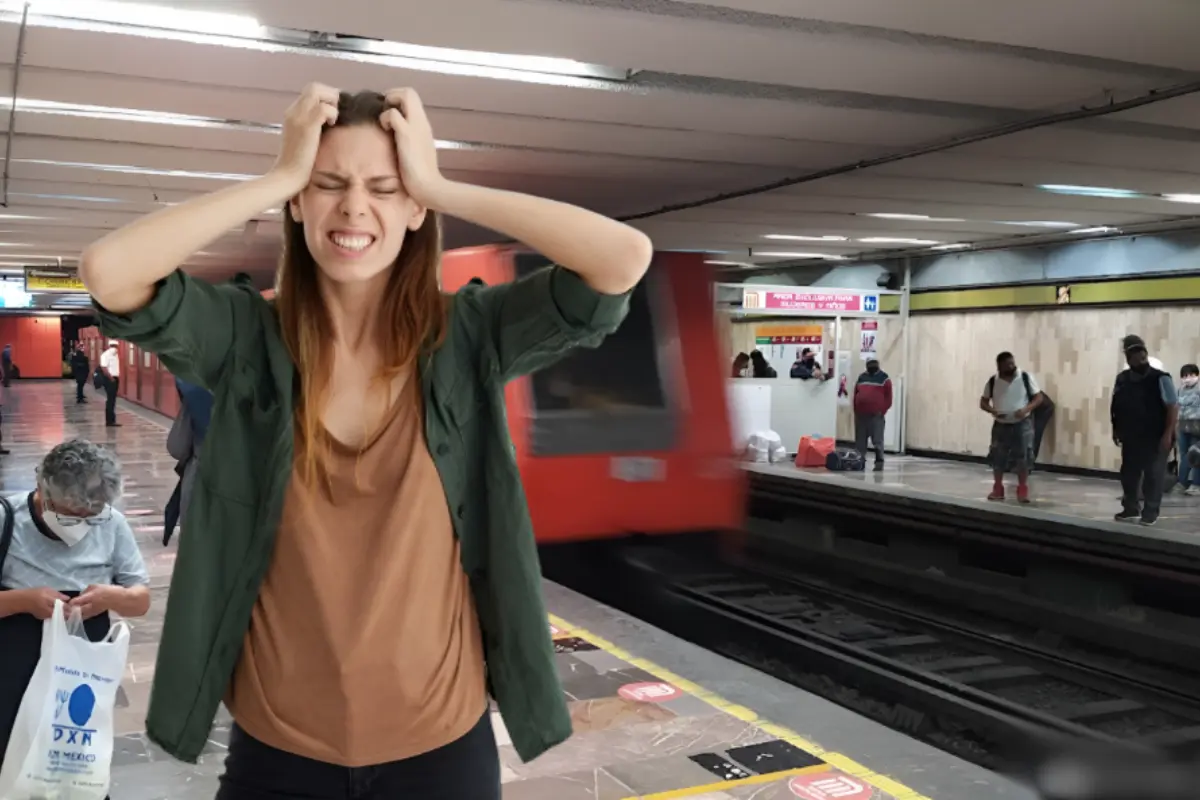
[42,510,92,547]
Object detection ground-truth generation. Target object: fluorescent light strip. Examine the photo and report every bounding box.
[865,213,965,223]
[1037,184,1143,199]
[931,243,970,251]
[996,220,1080,229]
[1070,226,1118,235]
[753,251,847,260]
[763,234,848,242]
[2,96,477,153]
[6,0,266,37]
[1,2,630,86]
[17,157,257,182]
[859,237,941,246]
[1162,194,1200,204]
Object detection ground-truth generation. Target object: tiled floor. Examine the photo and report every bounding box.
[745,455,1200,542]
[3,382,1034,799]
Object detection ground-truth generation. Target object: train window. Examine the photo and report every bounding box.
[515,254,678,457]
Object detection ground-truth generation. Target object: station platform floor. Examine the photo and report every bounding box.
[744,454,1199,543]
[4,382,1035,799]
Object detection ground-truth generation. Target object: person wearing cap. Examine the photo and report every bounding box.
[1111,335,1178,526]
[98,340,121,428]
[853,357,892,471]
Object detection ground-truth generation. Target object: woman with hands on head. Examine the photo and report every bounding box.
[80,84,652,798]
[0,439,150,762]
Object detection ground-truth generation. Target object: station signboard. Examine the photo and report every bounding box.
[24,267,86,293]
[742,287,880,316]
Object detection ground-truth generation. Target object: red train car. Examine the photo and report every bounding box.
[90,248,746,543]
[441,246,746,543]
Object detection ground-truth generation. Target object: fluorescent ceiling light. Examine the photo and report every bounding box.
[865,213,965,223]
[1162,194,1200,204]
[17,157,258,182]
[705,260,756,268]
[753,251,847,260]
[931,243,970,251]
[858,237,941,246]
[7,0,267,37]
[0,213,49,220]
[1070,226,1118,235]
[762,234,848,242]
[1037,184,1142,199]
[996,220,1080,229]
[3,3,630,86]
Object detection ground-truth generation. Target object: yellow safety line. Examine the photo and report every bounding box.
[623,764,827,800]
[549,614,935,800]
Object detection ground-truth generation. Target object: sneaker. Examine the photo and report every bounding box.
[1139,516,1158,527]
[988,487,1005,501]
[1186,486,1200,497]
[1016,485,1031,504]
[1114,510,1140,522]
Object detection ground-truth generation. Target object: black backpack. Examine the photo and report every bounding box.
[0,495,15,584]
[826,448,866,472]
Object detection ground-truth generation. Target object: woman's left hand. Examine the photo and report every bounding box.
[68,585,115,619]
[380,88,446,208]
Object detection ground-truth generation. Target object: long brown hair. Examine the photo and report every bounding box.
[275,90,447,486]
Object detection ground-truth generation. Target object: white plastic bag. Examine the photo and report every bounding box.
[744,430,787,464]
[0,600,130,800]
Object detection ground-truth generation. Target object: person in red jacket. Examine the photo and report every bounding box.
[853,358,893,471]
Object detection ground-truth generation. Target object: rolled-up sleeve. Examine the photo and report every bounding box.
[470,265,632,382]
[92,270,246,391]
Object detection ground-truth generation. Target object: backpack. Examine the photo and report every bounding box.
[0,495,15,582]
[987,371,1055,418]
[825,448,866,472]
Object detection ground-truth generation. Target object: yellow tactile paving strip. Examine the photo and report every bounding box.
[549,613,934,800]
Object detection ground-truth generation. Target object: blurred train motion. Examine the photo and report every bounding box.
[84,248,746,544]
[441,246,746,543]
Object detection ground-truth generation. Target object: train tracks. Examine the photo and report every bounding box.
[544,535,1200,771]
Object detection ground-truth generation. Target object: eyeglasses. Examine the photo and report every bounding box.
[48,505,112,527]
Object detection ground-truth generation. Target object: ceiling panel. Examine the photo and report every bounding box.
[0,0,1191,305]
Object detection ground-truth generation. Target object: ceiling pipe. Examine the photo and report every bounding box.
[1,2,29,209]
[621,78,1200,223]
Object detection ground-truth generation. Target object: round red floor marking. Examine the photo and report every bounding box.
[789,771,872,799]
[618,682,682,703]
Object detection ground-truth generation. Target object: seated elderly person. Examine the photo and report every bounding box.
[0,439,150,761]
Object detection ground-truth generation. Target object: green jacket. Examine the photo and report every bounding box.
[95,264,630,764]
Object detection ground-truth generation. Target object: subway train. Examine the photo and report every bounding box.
[85,247,746,543]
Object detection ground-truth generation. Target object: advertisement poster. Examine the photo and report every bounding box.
[836,350,851,406]
[754,324,822,377]
[860,320,878,361]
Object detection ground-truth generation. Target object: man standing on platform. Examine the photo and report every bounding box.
[1112,335,1178,527]
[853,358,892,471]
[69,342,90,404]
[98,340,121,428]
[981,352,1044,504]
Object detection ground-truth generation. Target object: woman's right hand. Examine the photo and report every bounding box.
[271,83,340,191]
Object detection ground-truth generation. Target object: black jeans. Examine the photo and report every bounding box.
[1120,439,1168,518]
[105,376,119,425]
[75,376,87,401]
[216,712,501,800]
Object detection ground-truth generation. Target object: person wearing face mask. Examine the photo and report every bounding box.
[980,351,1045,503]
[1111,335,1179,526]
[1172,363,1200,496]
[0,439,151,762]
[790,347,824,380]
[853,358,892,471]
